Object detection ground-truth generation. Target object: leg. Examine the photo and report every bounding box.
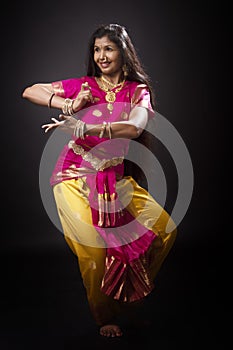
[53,179,123,336]
[114,176,177,328]
[117,176,177,280]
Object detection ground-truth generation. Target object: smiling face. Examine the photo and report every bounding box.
[94,36,123,79]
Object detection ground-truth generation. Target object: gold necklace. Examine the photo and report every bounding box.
[101,75,120,88]
[97,77,126,113]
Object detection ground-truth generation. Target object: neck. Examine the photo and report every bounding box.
[101,74,123,86]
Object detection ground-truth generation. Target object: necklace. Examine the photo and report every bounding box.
[101,75,120,88]
[97,76,126,113]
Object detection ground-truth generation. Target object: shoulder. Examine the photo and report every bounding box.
[126,80,148,93]
[127,81,150,99]
[127,81,154,113]
[52,76,96,98]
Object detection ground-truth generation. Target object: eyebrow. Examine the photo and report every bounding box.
[94,43,117,49]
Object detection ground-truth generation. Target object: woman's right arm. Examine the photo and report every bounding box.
[22,82,93,112]
[22,83,65,110]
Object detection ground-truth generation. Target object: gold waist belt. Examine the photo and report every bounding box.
[68,140,124,171]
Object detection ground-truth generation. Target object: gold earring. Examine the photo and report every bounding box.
[122,64,128,77]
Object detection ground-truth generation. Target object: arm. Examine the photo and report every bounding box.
[42,106,148,140]
[22,82,94,112]
[86,106,148,139]
[22,83,65,109]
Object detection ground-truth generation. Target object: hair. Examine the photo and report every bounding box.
[86,23,156,187]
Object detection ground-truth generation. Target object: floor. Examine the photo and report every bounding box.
[0,229,219,350]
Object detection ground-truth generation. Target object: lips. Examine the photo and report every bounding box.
[100,62,110,68]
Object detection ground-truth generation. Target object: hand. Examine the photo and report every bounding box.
[72,82,94,113]
[41,114,78,134]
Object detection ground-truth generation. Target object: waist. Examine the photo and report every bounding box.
[68,140,124,171]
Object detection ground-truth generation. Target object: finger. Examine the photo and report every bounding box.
[81,82,91,92]
[43,127,50,133]
[41,124,51,131]
[83,89,94,103]
[89,93,94,103]
[83,93,92,102]
[51,117,59,123]
[41,123,52,129]
[41,123,55,132]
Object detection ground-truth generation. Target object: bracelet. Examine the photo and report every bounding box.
[73,120,86,139]
[62,98,75,116]
[99,121,107,138]
[48,92,55,108]
[107,122,112,139]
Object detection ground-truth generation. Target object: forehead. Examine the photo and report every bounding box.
[94,36,117,48]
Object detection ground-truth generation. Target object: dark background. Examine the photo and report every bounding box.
[0,0,226,349]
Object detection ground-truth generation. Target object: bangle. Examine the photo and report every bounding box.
[99,121,107,138]
[107,122,112,139]
[70,99,75,115]
[62,98,75,115]
[73,120,86,139]
[48,92,55,108]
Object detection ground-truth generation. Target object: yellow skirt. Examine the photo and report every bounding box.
[53,176,177,326]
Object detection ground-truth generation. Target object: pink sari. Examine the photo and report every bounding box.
[50,76,157,302]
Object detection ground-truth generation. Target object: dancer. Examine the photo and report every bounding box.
[22,23,177,337]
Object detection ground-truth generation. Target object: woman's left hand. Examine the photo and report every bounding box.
[41,114,78,134]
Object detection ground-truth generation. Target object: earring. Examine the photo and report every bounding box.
[122,64,128,77]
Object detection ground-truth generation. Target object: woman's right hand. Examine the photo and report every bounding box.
[41,114,78,134]
[72,82,94,113]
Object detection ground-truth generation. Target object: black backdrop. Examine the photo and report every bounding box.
[0,0,225,349]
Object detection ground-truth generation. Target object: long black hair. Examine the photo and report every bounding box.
[86,23,156,187]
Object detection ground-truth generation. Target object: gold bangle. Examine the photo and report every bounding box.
[62,98,74,115]
[107,122,112,139]
[99,121,107,138]
[48,92,55,108]
[70,99,75,114]
[73,120,86,139]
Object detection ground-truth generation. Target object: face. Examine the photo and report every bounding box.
[94,36,123,77]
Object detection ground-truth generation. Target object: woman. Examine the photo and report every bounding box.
[22,23,177,337]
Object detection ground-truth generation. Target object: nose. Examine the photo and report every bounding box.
[99,49,106,61]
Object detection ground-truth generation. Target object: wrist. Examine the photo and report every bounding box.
[72,99,82,114]
[62,98,75,116]
[73,120,86,139]
[85,122,112,138]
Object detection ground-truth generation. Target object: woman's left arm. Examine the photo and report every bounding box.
[41,106,148,139]
[86,106,148,139]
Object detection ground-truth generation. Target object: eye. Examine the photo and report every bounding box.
[94,47,100,52]
[106,46,113,51]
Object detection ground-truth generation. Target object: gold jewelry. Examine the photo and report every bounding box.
[100,75,120,88]
[107,122,112,139]
[122,64,128,77]
[97,77,125,113]
[73,120,86,139]
[99,121,107,138]
[62,98,74,116]
[48,92,55,108]
[68,140,124,171]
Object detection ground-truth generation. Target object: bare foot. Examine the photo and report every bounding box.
[99,324,123,337]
